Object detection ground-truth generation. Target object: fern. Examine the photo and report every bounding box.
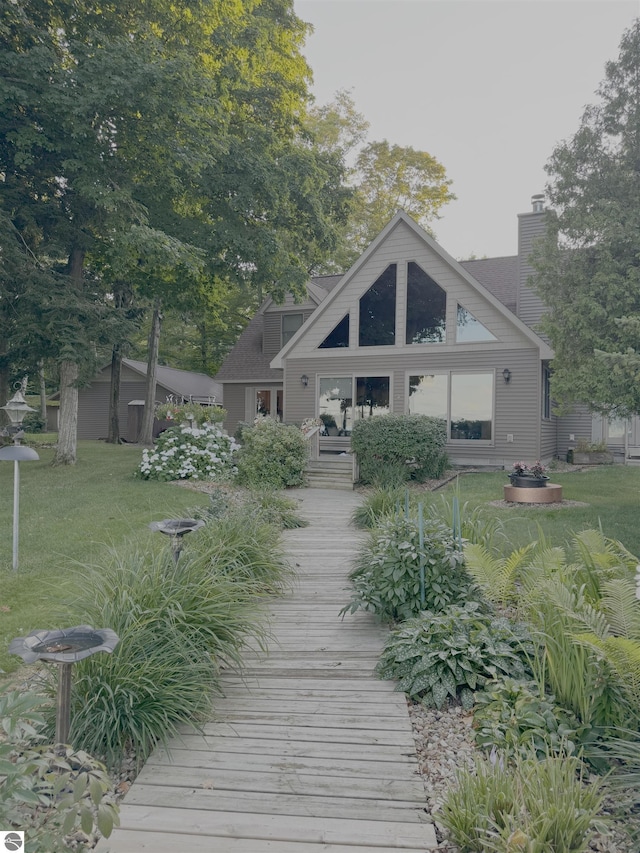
[600,578,640,639]
[575,634,640,708]
[463,542,533,606]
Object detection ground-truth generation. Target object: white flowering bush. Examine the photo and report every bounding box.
[136,424,239,481]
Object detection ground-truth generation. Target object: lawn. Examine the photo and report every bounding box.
[436,464,640,556]
[0,439,210,675]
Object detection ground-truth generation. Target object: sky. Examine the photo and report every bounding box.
[293,0,640,261]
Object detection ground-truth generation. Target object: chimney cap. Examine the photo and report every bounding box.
[531,194,545,213]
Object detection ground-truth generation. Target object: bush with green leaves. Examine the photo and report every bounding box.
[343,513,469,622]
[351,413,448,485]
[440,753,604,853]
[56,510,288,763]
[473,678,585,760]
[351,486,406,529]
[235,417,308,488]
[376,603,531,709]
[136,423,238,481]
[0,689,119,852]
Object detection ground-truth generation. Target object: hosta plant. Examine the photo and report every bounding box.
[473,678,586,759]
[343,514,470,622]
[376,602,531,709]
[136,423,238,481]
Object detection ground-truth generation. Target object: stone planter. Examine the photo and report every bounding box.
[508,474,550,488]
[569,450,613,465]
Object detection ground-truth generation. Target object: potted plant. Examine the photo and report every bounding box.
[508,460,549,488]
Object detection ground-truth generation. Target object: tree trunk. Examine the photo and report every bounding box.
[139,299,163,446]
[38,360,47,424]
[55,360,79,465]
[107,346,123,444]
[54,246,84,465]
[0,363,9,427]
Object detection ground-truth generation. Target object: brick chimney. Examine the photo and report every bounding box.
[516,194,547,329]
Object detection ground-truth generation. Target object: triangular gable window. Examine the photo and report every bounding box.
[319,314,349,349]
[359,264,396,347]
[456,304,497,342]
[406,262,446,344]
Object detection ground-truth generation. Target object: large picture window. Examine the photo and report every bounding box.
[409,372,494,441]
[319,375,390,435]
[456,305,496,343]
[359,264,396,347]
[406,262,446,344]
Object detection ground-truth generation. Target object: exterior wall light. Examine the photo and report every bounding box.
[300,374,309,387]
[502,368,511,384]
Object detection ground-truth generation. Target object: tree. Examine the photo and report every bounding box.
[532,19,640,417]
[306,91,455,271]
[1,0,351,455]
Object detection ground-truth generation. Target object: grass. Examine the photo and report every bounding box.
[0,440,209,675]
[434,465,640,556]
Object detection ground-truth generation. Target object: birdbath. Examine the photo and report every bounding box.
[9,626,119,746]
[148,518,205,562]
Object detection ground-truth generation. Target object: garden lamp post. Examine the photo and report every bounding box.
[0,386,39,571]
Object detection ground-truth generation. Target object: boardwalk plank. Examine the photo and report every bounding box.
[97,488,437,852]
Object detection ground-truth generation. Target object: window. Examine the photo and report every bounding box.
[456,305,497,342]
[408,372,494,441]
[282,313,303,346]
[319,314,349,349]
[450,373,493,440]
[359,264,396,346]
[355,377,390,420]
[406,262,446,344]
[408,374,447,420]
[319,375,390,434]
[256,389,282,420]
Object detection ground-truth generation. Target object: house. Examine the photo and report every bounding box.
[49,359,222,441]
[216,198,600,467]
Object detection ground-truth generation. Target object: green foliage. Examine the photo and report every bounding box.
[376,603,531,709]
[154,402,226,426]
[473,678,585,760]
[58,515,283,763]
[464,542,536,607]
[351,414,448,486]
[532,21,640,417]
[344,514,469,622]
[235,418,308,489]
[244,489,308,530]
[351,487,406,529]
[0,689,119,852]
[136,423,238,481]
[440,753,604,853]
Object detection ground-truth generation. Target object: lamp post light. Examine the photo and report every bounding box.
[0,385,39,571]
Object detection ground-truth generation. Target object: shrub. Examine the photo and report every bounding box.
[376,603,531,709]
[0,689,119,852]
[351,486,406,529]
[136,423,238,481]
[155,401,226,426]
[473,678,585,759]
[235,417,307,488]
[343,513,469,621]
[440,753,604,853]
[351,413,448,485]
[59,531,276,763]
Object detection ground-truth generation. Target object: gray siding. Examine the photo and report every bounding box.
[263,310,315,357]
[77,379,150,440]
[556,407,594,460]
[222,384,247,435]
[517,211,547,330]
[283,347,544,467]
[540,416,558,461]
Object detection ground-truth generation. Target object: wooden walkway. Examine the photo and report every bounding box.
[98,488,437,852]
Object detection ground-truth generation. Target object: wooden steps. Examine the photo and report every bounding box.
[305,456,354,490]
[96,488,437,852]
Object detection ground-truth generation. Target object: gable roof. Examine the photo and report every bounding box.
[123,359,222,401]
[459,256,518,313]
[271,211,553,367]
[214,275,344,384]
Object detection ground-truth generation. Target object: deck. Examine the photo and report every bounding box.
[97,488,437,852]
